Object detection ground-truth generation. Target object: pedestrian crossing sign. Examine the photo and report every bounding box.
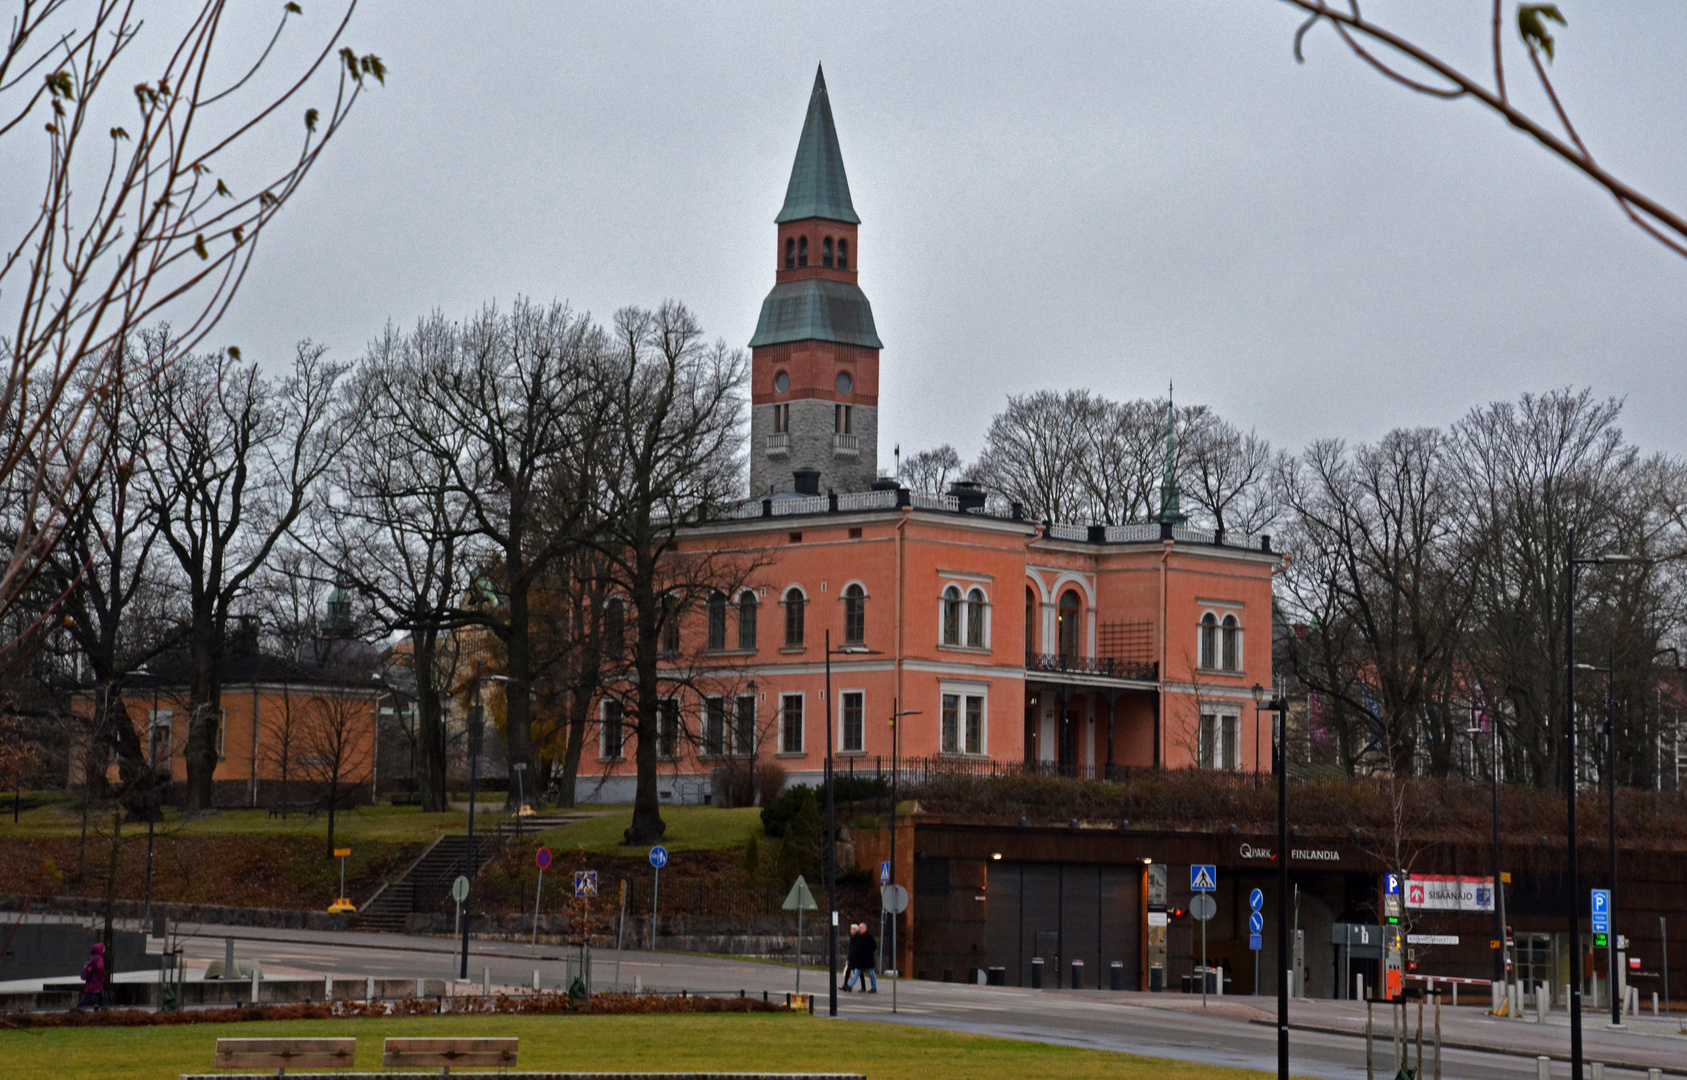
[1191,864,1217,892]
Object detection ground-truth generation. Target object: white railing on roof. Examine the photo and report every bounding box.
[1104,523,1163,543]
[836,489,900,512]
[907,492,959,512]
[1045,523,1090,542]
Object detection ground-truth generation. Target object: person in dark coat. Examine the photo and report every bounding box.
[842,923,862,991]
[856,924,878,992]
[77,942,107,1010]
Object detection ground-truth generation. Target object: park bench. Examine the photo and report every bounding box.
[214,1037,356,1073]
[382,1037,519,1073]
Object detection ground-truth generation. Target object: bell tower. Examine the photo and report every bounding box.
[748,66,881,497]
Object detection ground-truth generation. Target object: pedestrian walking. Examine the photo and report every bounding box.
[842,924,862,991]
[77,942,107,1010]
[857,923,878,993]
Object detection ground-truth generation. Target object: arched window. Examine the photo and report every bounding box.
[604,598,625,661]
[843,583,866,644]
[784,587,806,647]
[822,237,834,267]
[1221,614,1241,672]
[942,586,962,646]
[1199,612,1218,669]
[1025,586,1036,656]
[784,238,795,269]
[965,588,987,648]
[797,236,808,267]
[1057,589,1081,658]
[738,590,758,651]
[707,591,728,651]
[837,239,849,270]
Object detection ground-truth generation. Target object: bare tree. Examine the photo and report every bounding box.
[141,343,347,809]
[1279,430,1469,775]
[1280,1,1687,257]
[318,323,477,812]
[1077,397,1166,525]
[1183,414,1283,537]
[296,688,374,859]
[973,390,1092,523]
[0,2,382,633]
[584,302,749,843]
[899,444,963,496]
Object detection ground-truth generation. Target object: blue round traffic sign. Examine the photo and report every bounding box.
[535,847,552,870]
[649,845,668,868]
[1249,911,1265,935]
[1249,888,1264,912]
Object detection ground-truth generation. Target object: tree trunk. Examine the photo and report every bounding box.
[414,631,448,813]
[184,614,223,810]
[505,580,534,809]
[627,567,665,844]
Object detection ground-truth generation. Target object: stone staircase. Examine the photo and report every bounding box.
[356,813,599,932]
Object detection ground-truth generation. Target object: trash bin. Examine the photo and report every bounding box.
[1110,961,1125,991]
[1181,974,1192,994]
[1070,960,1084,989]
[1031,957,1044,989]
[1149,963,1164,992]
[987,967,1007,986]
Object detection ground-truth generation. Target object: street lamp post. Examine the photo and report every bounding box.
[1578,657,1621,1026]
[888,699,920,1016]
[1566,537,1642,1076]
[824,630,880,1018]
[1253,682,1289,1080]
[460,668,513,981]
[1468,722,1508,993]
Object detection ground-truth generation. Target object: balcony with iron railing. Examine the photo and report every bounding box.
[1026,652,1158,682]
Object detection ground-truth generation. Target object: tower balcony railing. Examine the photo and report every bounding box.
[765,432,791,456]
[832,432,859,457]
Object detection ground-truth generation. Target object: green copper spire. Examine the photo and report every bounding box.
[1158,383,1187,526]
[775,65,860,225]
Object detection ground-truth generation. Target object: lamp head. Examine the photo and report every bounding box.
[1251,683,1266,705]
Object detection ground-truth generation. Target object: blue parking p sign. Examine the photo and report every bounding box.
[1191,865,1217,892]
[1591,889,1611,934]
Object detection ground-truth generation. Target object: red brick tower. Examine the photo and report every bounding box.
[748,66,881,497]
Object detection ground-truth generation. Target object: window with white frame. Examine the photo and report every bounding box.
[941,586,962,645]
[707,592,728,651]
[703,696,727,757]
[1220,613,1241,672]
[1198,712,1240,770]
[842,583,866,644]
[840,691,865,752]
[780,693,804,754]
[657,697,681,759]
[940,690,986,755]
[737,591,758,650]
[965,587,987,648]
[784,587,806,647]
[600,699,625,760]
[733,695,756,756]
[1199,612,1218,669]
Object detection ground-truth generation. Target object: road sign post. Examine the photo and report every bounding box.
[649,846,668,949]
[1251,887,1265,996]
[532,847,552,947]
[451,874,470,974]
[1191,890,1218,1006]
[784,875,818,996]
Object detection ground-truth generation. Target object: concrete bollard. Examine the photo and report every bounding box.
[483,966,490,995]
[1592,1063,1604,1080]
[1653,991,1660,1016]
[1452,983,1458,1007]
[533,969,540,991]
[324,974,333,1001]
[634,975,642,994]
[1649,1070,1662,1080]
[250,969,260,1005]
[366,976,375,1001]
[416,977,425,998]
[1536,1055,1551,1080]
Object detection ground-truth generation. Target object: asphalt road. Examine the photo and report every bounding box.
[143,923,1687,1080]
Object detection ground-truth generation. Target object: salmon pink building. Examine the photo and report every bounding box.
[581,68,1279,802]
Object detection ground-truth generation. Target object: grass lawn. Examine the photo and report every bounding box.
[529,804,762,853]
[0,1013,1269,1080]
[0,797,760,853]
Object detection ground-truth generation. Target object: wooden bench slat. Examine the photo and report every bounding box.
[381,1037,519,1068]
[214,1037,356,1069]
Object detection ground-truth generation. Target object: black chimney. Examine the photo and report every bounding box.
[948,480,987,513]
[793,468,821,496]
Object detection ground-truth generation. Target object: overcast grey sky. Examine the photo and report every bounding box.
[218,1,1687,464]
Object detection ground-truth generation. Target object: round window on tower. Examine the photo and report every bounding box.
[835,371,853,394]
[774,371,789,394]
